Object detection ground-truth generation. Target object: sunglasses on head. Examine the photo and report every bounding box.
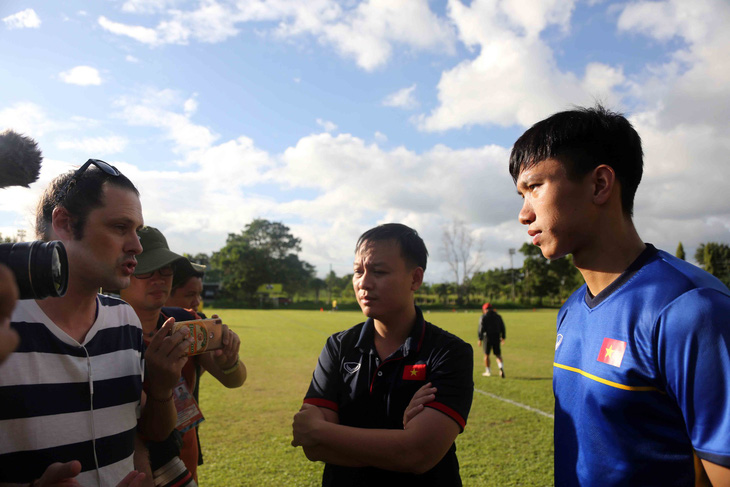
[134,265,175,280]
[56,159,120,203]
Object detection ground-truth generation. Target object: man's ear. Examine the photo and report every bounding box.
[592,165,616,206]
[411,267,424,292]
[51,206,75,240]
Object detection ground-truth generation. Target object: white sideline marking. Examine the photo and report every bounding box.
[474,388,554,419]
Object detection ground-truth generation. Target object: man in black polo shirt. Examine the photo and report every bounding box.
[292,223,473,486]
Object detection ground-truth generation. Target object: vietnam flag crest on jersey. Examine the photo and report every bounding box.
[403,364,427,380]
[597,338,627,368]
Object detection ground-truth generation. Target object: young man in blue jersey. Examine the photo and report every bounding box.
[292,223,474,486]
[511,105,730,486]
[0,161,192,487]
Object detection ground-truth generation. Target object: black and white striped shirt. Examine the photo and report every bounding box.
[0,295,145,486]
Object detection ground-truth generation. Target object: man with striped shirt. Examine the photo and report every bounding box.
[0,160,192,487]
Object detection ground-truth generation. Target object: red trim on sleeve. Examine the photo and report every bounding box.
[169,471,193,487]
[303,397,339,412]
[426,401,466,431]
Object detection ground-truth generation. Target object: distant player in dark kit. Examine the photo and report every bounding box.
[478,303,505,377]
[511,105,730,486]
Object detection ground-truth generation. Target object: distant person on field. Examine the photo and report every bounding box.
[167,261,206,317]
[120,226,246,485]
[478,303,505,378]
[511,105,730,486]
[292,223,474,486]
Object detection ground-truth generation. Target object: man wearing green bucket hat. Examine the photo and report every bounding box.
[121,226,245,486]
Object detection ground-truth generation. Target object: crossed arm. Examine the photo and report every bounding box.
[292,383,458,474]
[700,459,730,487]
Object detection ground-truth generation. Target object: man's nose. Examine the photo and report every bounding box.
[518,199,534,226]
[128,234,143,255]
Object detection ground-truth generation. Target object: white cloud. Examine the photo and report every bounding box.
[126,55,140,63]
[416,0,608,131]
[316,119,338,133]
[0,102,64,137]
[98,2,240,47]
[58,66,103,86]
[315,0,457,70]
[183,96,198,116]
[56,136,129,155]
[271,132,519,277]
[98,16,159,45]
[581,63,625,102]
[98,0,456,70]
[114,89,218,151]
[382,84,418,109]
[3,9,41,29]
[617,0,730,128]
[122,0,181,14]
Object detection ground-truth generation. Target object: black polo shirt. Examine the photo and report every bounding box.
[304,306,474,486]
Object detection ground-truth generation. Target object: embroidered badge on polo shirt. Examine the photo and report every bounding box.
[597,338,627,368]
[403,364,426,380]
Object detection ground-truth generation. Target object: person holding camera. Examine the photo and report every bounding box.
[0,161,192,487]
[120,226,245,485]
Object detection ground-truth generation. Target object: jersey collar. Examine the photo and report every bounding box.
[355,305,426,358]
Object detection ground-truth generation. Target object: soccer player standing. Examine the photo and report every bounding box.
[511,106,730,486]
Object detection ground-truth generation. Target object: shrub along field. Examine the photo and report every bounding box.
[196,308,558,486]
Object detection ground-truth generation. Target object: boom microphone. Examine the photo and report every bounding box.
[0,129,42,189]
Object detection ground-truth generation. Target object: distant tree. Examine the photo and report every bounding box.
[519,244,581,304]
[184,252,210,267]
[310,277,326,303]
[433,283,449,304]
[695,242,730,287]
[211,219,314,303]
[675,242,686,261]
[472,268,512,301]
[325,270,338,303]
[520,243,555,305]
[442,219,483,305]
[281,255,315,297]
[338,274,355,300]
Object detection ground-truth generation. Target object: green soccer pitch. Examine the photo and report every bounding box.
[195,308,558,486]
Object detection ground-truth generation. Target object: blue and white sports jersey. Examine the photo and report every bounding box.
[553,245,730,486]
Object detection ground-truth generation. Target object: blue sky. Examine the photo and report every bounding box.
[1,0,729,283]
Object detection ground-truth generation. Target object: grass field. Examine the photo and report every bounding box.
[195,308,558,486]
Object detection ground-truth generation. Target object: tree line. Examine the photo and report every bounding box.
[186,219,730,308]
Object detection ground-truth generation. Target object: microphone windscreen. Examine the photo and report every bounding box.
[0,130,43,189]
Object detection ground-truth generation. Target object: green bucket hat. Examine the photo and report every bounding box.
[135,226,192,275]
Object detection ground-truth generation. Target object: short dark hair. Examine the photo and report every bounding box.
[36,166,139,240]
[172,265,204,292]
[509,105,643,215]
[355,223,428,271]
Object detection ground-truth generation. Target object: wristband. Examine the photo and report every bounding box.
[222,359,240,375]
